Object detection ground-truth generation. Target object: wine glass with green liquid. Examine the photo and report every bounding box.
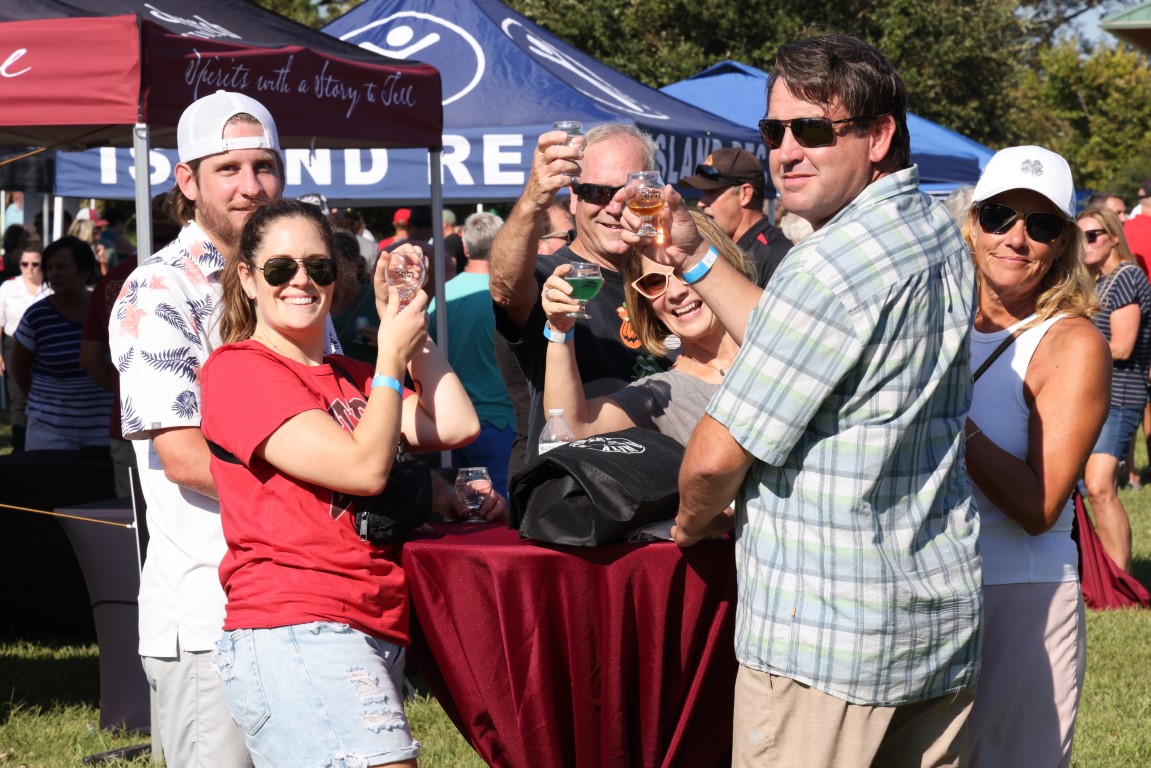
[564,261,604,319]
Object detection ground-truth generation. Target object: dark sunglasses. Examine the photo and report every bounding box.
[20,261,40,268]
[1082,228,1108,245]
[255,257,338,287]
[693,164,744,186]
[758,116,873,149]
[572,182,623,206]
[977,203,1068,244]
[631,269,689,300]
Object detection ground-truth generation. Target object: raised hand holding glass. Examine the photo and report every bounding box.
[384,249,427,308]
[626,171,665,237]
[563,262,603,320]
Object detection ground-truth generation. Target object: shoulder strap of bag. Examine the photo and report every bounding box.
[972,319,1036,383]
[205,351,363,467]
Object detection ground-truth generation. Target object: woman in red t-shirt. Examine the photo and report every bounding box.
[201,199,478,768]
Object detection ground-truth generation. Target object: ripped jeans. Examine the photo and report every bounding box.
[214,622,420,768]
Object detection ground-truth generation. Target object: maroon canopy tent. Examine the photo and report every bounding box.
[0,1,447,306]
[0,13,442,151]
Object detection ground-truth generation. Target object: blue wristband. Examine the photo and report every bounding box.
[371,374,404,396]
[682,245,719,285]
[543,324,574,343]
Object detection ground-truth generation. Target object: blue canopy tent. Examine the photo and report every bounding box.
[58,0,760,203]
[660,61,994,195]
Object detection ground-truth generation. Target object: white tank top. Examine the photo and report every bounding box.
[969,313,1077,585]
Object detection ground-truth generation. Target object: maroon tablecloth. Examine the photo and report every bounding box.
[400,523,738,768]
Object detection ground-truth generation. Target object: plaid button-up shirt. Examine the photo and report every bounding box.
[709,166,982,706]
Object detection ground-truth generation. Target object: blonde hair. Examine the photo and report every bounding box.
[964,204,1098,320]
[67,219,98,244]
[623,208,755,355]
[1077,206,1136,267]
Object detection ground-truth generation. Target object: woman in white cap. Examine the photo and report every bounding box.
[963,146,1110,767]
[1075,204,1151,574]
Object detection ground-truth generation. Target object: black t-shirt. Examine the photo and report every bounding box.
[493,246,666,462]
[738,217,792,287]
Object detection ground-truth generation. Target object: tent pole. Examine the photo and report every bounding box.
[430,149,446,355]
[132,124,153,260]
[51,195,62,241]
[430,148,451,469]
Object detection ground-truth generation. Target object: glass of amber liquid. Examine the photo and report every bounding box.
[626,171,665,237]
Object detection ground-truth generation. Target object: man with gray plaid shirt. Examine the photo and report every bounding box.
[625,35,981,767]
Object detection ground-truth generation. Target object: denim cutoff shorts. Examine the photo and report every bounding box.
[1091,405,1144,459]
[214,622,420,768]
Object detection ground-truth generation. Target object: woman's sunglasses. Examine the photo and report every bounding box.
[20,261,40,268]
[255,257,338,287]
[1082,228,1108,245]
[977,203,1068,244]
[758,116,873,149]
[572,182,623,206]
[631,270,689,300]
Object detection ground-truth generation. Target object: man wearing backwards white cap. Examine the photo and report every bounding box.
[109,90,294,767]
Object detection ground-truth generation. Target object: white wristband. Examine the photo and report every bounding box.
[682,245,719,284]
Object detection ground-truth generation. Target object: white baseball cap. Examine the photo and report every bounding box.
[177,90,280,163]
[972,145,1075,218]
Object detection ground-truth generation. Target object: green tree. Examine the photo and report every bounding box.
[506,0,1031,147]
[251,0,359,29]
[1008,39,1151,194]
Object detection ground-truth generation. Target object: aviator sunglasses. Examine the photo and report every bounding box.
[977,203,1068,244]
[1082,229,1108,245]
[255,257,338,287]
[572,182,624,206]
[631,269,689,300]
[758,115,874,149]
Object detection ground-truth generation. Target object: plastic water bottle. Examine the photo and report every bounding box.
[538,409,575,455]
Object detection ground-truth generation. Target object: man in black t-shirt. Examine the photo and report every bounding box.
[680,147,791,286]
[490,124,666,461]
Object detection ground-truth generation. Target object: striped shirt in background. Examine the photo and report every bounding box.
[708,166,982,706]
[14,298,113,444]
[1092,262,1151,410]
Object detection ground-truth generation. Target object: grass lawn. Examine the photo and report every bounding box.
[1,411,1149,765]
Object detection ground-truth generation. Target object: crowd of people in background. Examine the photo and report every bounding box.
[3,32,1151,766]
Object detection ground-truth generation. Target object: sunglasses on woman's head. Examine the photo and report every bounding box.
[977,203,1068,244]
[1082,229,1108,245]
[631,270,689,300]
[572,182,623,206]
[255,257,338,287]
[758,115,874,149]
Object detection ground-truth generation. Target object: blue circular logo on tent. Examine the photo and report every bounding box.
[336,11,485,106]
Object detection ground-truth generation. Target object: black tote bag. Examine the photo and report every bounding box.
[508,427,685,547]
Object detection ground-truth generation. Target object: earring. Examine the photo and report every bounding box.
[246,292,254,299]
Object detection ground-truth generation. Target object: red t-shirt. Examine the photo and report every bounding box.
[201,341,411,644]
[1123,215,1151,276]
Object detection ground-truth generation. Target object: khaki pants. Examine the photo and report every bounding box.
[142,647,252,767]
[733,666,974,768]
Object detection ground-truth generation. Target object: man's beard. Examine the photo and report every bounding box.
[196,196,266,253]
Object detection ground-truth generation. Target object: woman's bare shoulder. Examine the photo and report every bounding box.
[1032,315,1110,379]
